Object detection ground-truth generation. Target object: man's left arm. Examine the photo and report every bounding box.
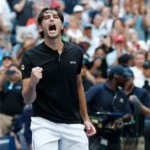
[77,74,96,136]
[129,91,150,117]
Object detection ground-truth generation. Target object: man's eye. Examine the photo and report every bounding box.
[44,16,49,20]
[54,16,59,18]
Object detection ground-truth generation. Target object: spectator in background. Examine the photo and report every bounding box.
[64,0,79,14]
[131,51,146,88]
[0,56,13,71]
[142,61,150,92]
[54,1,70,22]
[0,33,14,66]
[88,46,108,79]
[118,53,133,68]
[106,35,128,67]
[0,0,16,32]
[83,24,100,60]
[12,0,34,26]
[129,2,145,41]
[81,61,94,92]
[88,0,104,20]
[61,22,70,42]
[92,14,102,38]
[127,31,148,53]
[123,1,133,23]
[0,64,24,116]
[112,19,126,36]
[73,5,89,28]
[66,15,83,43]
[99,7,113,36]
[112,4,120,20]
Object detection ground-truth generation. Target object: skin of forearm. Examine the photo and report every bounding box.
[22,80,36,105]
[139,101,150,117]
[77,77,90,121]
[14,0,26,13]
[0,75,6,91]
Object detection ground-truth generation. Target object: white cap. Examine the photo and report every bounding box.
[73,5,84,12]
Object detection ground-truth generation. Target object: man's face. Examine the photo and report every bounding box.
[93,15,102,26]
[124,78,134,90]
[134,54,145,68]
[94,49,105,59]
[39,10,63,39]
[75,11,82,18]
[84,28,92,37]
[116,75,128,88]
[2,58,12,68]
[7,66,20,81]
[143,68,150,78]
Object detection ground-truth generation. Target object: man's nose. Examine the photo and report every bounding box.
[50,17,54,22]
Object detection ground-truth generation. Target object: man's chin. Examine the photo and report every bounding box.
[48,33,59,39]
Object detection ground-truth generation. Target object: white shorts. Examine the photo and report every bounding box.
[30,117,89,150]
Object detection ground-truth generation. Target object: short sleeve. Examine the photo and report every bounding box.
[21,53,33,80]
[141,90,150,108]
[77,51,83,74]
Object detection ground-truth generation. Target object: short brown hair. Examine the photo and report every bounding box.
[37,7,64,38]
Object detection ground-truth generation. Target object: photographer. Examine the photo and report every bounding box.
[124,68,150,150]
[86,65,132,150]
[0,63,24,116]
[86,66,131,150]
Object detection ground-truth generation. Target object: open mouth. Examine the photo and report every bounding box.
[49,24,56,33]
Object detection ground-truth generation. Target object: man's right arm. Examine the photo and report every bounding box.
[22,67,43,105]
[85,85,99,103]
[22,78,36,105]
[129,95,150,117]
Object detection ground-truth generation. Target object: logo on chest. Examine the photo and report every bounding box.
[70,61,76,64]
[120,98,124,103]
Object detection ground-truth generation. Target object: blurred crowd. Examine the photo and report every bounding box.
[0,0,150,149]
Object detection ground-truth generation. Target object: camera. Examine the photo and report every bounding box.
[90,110,123,138]
[6,70,16,76]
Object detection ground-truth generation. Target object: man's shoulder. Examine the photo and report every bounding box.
[25,42,43,56]
[92,83,105,91]
[134,86,148,95]
[65,42,83,53]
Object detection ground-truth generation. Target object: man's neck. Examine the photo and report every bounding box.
[125,84,134,95]
[136,65,143,70]
[44,36,64,52]
[10,79,18,84]
[94,24,99,29]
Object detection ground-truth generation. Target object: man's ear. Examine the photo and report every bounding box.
[38,24,43,33]
[61,24,64,30]
[114,74,119,79]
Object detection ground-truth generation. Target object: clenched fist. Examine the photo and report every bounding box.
[30,67,43,87]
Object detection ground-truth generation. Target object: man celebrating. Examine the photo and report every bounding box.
[21,7,96,150]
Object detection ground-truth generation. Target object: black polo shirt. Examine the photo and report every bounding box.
[86,82,131,114]
[21,41,83,123]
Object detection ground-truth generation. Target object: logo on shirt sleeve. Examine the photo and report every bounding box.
[21,65,25,70]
